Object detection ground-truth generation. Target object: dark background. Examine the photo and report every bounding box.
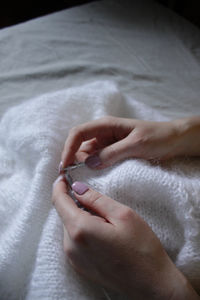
[0,0,96,29]
[158,0,200,27]
[0,0,199,29]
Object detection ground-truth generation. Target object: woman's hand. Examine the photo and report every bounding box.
[61,116,200,169]
[52,177,199,300]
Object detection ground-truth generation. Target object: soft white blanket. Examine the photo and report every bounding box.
[0,81,200,299]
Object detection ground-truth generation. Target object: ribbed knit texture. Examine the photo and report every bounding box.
[0,81,199,299]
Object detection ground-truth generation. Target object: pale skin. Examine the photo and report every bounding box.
[52,115,200,299]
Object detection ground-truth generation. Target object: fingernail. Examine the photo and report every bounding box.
[53,175,64,188]
[58,161,63,174]
[85,155,101,168]
[72,181,89,195]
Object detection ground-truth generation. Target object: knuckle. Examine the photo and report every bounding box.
[101,115,115,124]
[51,191,63,207]
[102,115,111,121]
[70,222,87,244]
[118,207,134,222]
[68,125,86,142]
[69,126,79,136]
[131,130,150,149]
[66,142,77,153]
[87,191,104,208]
[106,144,117,161]
[71,229,85,244]
[134,132,147,145]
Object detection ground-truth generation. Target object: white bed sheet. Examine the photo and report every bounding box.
[0,0,200,120]
[0,0,200,299]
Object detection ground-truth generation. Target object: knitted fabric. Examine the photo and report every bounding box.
[0,81,199,299]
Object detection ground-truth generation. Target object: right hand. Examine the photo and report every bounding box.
[61,116,185,169]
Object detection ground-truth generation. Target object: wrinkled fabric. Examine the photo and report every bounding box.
[0,81,200,299]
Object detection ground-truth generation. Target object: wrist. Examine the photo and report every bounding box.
[125,257,187,300]
[171,116,200,157]
[148,256,199,300]
[169,268,200,300]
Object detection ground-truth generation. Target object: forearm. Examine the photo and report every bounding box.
[156,268,199,300]
[173,116,200,157]
[127,258,200,300]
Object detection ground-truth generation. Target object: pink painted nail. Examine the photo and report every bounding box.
[72,181,89,195]
[58,161,63,174]
[85,155,101,168]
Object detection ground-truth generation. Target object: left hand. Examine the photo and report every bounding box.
[52,177,197,299]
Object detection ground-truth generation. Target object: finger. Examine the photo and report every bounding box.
[61,118,115,167]
[71,181,125,225]
[86,135,134,169]
[75,138,99,162]
[52,176,108,235]
[79,138,99,154]
[52,176,84,227]
[75,151,89,163]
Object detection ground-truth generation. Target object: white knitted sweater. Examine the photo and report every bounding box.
[0,81,200,299]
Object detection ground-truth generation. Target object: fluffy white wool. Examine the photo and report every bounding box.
[0,81,200,299]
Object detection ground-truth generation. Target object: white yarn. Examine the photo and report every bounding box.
[0,81,199,299]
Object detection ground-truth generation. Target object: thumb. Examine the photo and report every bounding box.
[86,136,133,169]
[71,181,123,224]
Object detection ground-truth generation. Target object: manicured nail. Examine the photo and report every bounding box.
[58,161,63,174]
[53,175,64,188]
[85,155,101,168]
[72,181,89,195]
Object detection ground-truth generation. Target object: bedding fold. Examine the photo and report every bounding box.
[0,81,200,299]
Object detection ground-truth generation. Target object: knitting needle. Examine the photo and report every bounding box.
[63,162,85,172]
